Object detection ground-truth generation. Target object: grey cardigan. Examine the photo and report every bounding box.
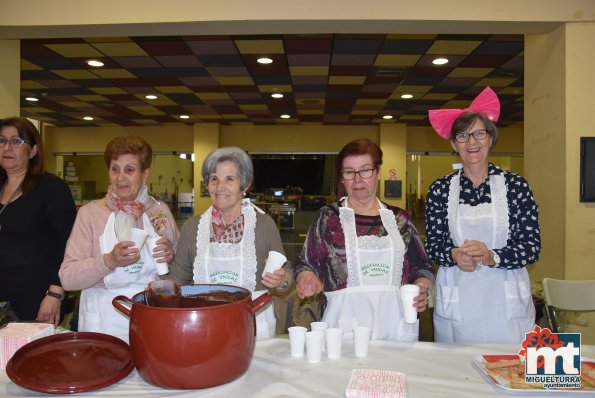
[168,211,290,291]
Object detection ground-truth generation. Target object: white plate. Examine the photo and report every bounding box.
[472,354,595,395]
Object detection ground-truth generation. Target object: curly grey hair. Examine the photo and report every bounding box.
[201,147,253,191]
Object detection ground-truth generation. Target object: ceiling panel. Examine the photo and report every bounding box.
[20,33,524,127]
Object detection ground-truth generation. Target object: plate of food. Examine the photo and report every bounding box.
[472,355,595,394]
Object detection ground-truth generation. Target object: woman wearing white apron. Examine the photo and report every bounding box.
[167,147,292,339]
[425,87,541,343]
[60,136,179,340]
[295,139,435,341]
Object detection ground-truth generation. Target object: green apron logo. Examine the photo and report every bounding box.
[361,263,389,277]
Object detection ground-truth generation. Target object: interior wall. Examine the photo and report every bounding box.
[44,125,194,154]
[564,23,595,280]
[525,27,567,282]
[405,154,524,201]
[44,123,524,215]
[61,154,193,202]
[219,124,378,152]
[193,123,220,214]
[379,123,407,210]
[1,0,588,39]
[0,40,20,119]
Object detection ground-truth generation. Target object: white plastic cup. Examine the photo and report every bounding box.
[353,326,371,358]
[400,284,421,324]
[305,331,324,363]
[288,326,307,357]
[325,328,343,359]
[261,250,287,277]
[310,321,328,351]
[146,236,169,275]
[129,228,149,250]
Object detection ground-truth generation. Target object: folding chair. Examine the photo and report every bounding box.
[542,278,595,333]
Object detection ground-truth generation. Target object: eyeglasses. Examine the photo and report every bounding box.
[341,168,375,180]
[0,137,32,147]
[454,129,488,143]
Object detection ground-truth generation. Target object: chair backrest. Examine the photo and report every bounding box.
[542,278,595,311]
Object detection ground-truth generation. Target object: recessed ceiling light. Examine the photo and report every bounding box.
[257,57,273,64]
[83,116,94,121]
[87,60,104,67]
[145,94,158,100]
[25,97,39,102]
[401,94,414,99]
[280,114,291,119]
[432,58,449,65]
[271,93,284,99]
[383,115,393,120]
[179,115,190,119]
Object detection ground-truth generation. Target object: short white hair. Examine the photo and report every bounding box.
[201,147,253,191]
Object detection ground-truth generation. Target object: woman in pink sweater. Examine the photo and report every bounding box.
[59,136,179,339]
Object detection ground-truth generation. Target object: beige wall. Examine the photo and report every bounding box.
[2,0,592,39]
[60,154,193,201]
[219,125,378,152]
[44,125,194,154]
[0,40,20,118]
[406,154,524,201]
[564,23,595,280]
[193,123,220,214]
[379,124,407,209]
[526,23,595,284]
[44,123,525,215]
[525,28,567,282]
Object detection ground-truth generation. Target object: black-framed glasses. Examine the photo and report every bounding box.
[0,137,32,147]
[454,129,488,143]
[341,168,375,180]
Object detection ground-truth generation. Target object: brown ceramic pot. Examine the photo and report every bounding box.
[112,284,271,389]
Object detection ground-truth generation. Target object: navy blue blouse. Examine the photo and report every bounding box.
[424,163,541,270]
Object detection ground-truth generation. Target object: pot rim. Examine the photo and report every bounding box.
[129,283,253,311]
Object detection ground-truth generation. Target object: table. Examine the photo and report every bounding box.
[2,339,593,397]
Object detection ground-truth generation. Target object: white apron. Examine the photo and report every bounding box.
[434,172,535,344]
[322,198,417,341]
[79,212,160,340]
[193,201,276,339]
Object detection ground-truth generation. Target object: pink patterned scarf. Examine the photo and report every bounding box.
[106,185,146,219]
[211,206,244,243]
[105,185,150,241]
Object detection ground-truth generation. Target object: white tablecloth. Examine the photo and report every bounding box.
[2,339,593,397]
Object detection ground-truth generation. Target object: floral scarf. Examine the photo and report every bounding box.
[211,206,244,244]
[105,184,150,241]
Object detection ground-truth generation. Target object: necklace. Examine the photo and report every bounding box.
[0,183,23,232]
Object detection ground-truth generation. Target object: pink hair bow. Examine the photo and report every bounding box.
[428,86,500,140]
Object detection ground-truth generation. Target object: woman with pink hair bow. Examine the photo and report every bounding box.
[425,87,541,344]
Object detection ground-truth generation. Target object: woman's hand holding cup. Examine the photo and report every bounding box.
[147,236,174,264]
[262,268,288,289]
[106,241,140,269]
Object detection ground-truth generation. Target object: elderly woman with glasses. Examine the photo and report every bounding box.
[294,138,434,341]
[59,135,179,339]
[0,117,76,325]
[168,147,291,338]
[425,87,541,344]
